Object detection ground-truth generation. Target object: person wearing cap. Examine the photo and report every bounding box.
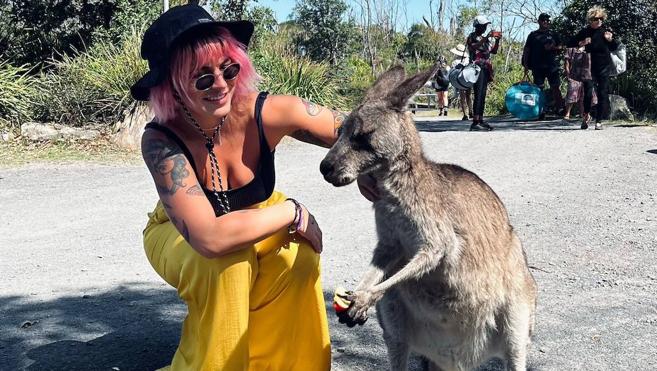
[568,5,619,130]
[449,43,473,121]
[521,13,565,119]
[134,4,351,370]
[466,15,501,131]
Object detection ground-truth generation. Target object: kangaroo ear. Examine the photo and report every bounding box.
[363,65,406,102]
[386,62,441,110]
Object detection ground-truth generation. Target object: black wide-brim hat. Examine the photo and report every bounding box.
[130,4,254,101]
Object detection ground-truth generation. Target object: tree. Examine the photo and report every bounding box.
[400,23,447,67]
[292,0,353,66]
[0,0,119,67]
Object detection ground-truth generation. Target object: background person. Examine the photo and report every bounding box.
[466,15,501,131]
[132,4,349,370]
[450,43,473,121]
[569,5,619,130]
[433,55,450,116]
[522,13,565,118]
[563,46,597,121]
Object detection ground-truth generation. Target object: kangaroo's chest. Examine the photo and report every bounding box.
[374,201,425,255]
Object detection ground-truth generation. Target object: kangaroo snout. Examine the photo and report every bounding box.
[319,158,355,187]
[319,159,334,178]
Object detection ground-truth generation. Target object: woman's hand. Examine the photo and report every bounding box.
[604,31,613,42]
[580,37,591,47]
[295,203,323,253]
[357,174,380,202]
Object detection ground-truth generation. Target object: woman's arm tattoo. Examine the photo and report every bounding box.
[332,109,346,137]
[144,139,190,195]
[186,184,204,196]
[302,98,322,116]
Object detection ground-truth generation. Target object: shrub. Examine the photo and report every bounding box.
[36,29,147,126]
[0,61,43,129]
[253,47,348,110]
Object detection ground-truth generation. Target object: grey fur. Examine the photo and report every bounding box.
[320,64,538,371]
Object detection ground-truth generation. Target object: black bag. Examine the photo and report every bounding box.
[432,69,449,90]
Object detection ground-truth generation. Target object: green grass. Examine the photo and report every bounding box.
[0,138,141,168]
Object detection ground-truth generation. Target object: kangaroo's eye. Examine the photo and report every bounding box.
[350,131,373,151]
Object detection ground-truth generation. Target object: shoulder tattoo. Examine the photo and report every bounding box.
[331,109,346,137]
[144,138,190,195]
[301,98,322,116]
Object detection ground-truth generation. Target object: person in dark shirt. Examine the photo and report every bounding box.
[569,6,619,130]
[522,13,565,118]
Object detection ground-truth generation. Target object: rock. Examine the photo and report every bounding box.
[21,122,60,141]
[20,122,102,142]
[1,131,14,142]
[609,94,634,121]
[58,126,101,141]
[112,104,153,150]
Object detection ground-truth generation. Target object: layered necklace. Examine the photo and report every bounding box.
[175,92,231,214]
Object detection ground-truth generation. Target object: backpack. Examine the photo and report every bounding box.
[432,69,450,89]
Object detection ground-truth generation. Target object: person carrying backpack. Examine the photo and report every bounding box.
[432,55,450,116]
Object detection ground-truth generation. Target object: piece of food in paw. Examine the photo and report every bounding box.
[333,286,353,313]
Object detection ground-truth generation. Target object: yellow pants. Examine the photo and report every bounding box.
[143,191,331,370]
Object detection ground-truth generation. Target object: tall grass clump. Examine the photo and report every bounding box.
[37,29,147,126]
[0,61,43,129]
[253,44,348,110]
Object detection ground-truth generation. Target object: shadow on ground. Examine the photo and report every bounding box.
[2,285,514,370]
[1,283,182,371]
[414,114,598,132]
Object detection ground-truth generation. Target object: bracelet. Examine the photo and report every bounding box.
[286,198,302,234]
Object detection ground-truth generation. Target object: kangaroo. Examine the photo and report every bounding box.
[319,64,537,371]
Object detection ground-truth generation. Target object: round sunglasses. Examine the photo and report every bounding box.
[194,63,241,91]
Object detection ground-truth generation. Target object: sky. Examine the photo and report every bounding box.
[262,0,442,31]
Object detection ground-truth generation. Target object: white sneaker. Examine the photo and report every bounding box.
[595,122,603,130]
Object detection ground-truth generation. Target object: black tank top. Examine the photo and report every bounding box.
[145,92,275,216]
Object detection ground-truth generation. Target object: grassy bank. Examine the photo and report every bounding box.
[0,138,140,168]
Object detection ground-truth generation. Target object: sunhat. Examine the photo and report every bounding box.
[450,44,468,58]
[473,15,491,27]
[130,4,254,101]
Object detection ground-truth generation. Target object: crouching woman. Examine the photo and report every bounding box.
[133,4,350,370]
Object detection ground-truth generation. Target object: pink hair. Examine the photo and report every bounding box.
[149,27,260,122]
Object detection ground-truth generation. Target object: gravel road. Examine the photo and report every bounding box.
[1,117,656,370]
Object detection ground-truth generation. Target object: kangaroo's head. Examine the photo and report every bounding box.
[320,63,439,187]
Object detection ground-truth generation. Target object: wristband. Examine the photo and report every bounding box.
[286,198,302,234]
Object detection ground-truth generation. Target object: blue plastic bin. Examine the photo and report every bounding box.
[505,82,545,120]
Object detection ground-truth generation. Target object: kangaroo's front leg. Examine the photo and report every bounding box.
[345,243,401,324]
[349,243,445,322]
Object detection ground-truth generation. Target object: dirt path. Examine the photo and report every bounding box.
[1,118,656,370]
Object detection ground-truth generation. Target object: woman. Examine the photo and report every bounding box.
[563,46,597,120]
[569,6,619,130]
[466,15,501,131]
[449,43,473,121]
[132,4,350,370]
[433,55,450,116]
